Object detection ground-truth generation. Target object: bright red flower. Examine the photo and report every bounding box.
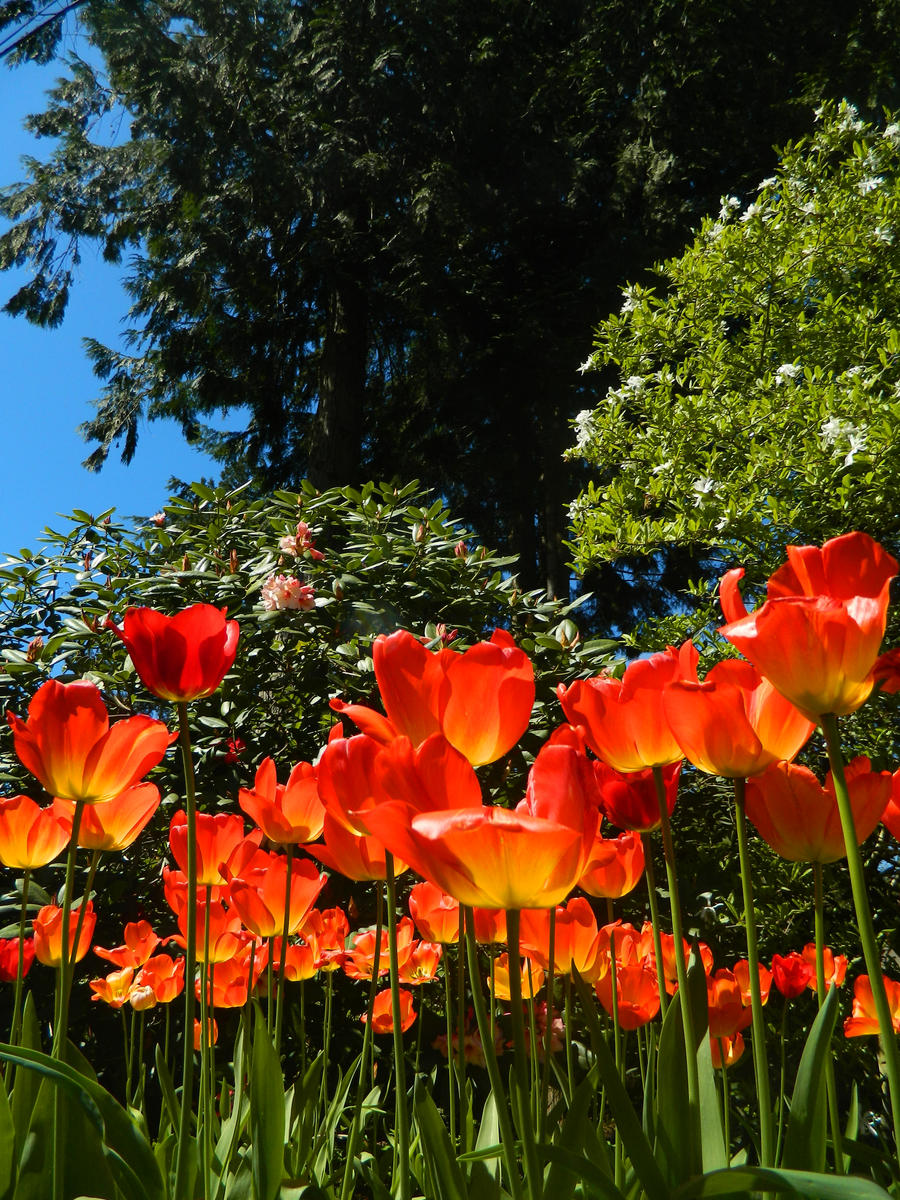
[745,758,890,863]
[398,941,443,985]
[472,908,507,944]
[710,1033,745,1068]
[301,907,349,971]
[108,604,240,703]
[0,937,35,982]
[7,679,172,804]
[844,974,900,1037]
[663,660,814,778]
[0,795,72,868]
[238,756,326,845]
[557,643,697,772]
[720,532,897,719]
[772,952,814,998]
[578,829,645,899]
[57,783,160,852]
[332,628,534,766]
[595,761,681,834]
[363,987,416,1034]
[408,881,460,944]
[33,901,96,967]
[883,770,900,842]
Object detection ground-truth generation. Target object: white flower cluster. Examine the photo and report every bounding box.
[573,409,599,451]
[691,477,717,505]
[718,196,741,221]
[820,417,868,466]
[775,363,802,384]
[261,574,316,611]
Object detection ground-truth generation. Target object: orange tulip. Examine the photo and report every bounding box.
[200,940,267,1006]
[131,954,185,1007]
[343,917,415,981]
[33,901,96,967]
[595,962,660,1029]
[398,941,443,985]
[489,953,545,1001]
[650,930,713,996]
[169,810,257,888]
[707,969,752,1038]
[269,937,317,982]
[311,811,405,882]
[720,532,897,719]
[472,908,507,944]
[315,734,383,836]
[364,803,584,910]
[844,974,900,1037]
[362,987,416,1034]
[883,770,900,842]
[108,604,239,703]
[194,1017,218,1049]
[8,679,172,804]
[663,660,814,778]
[0,795,72,868]
[733,958,772,1006]
[94,920,164,969]
[710,1033,745,1068]
[408,881,460,944]
[238,756,326,845]
[301,907,349,970]
[227,853,325,939]
[745,758,890,863]
[57,783,160,852]
[332,628,534,766]
[557,643,697,772]
[578,829,645,898]
[175,898,243,964]
[520,897,603,981]
[800,943,847,992]
[90,967,135,1008]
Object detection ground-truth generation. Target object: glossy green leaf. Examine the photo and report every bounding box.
[249,1008,286,1200]
[415,1087,469,1200]
[782,985,838,1172]
[674,1164,893,1198]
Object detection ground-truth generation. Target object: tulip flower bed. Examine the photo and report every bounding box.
[0,527,899,1200]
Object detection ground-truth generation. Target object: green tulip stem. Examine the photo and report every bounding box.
[339,891,383,1200]
[456,938,468,1146]
[506,909,542,1200]
[641,833,668,1017]
[9,868,31,1052]
[174,700,200,1200]
[652,765,700,1173]
[200,884,213,1200]
[732,777,774,1167]
[718,1040,731,1158]
[463,906,524,1200]
[813,862,845,1172]
[538,907,556,1144]
[53,798,84,1057]
[443,954,457,1145]
[274,843,294,1054]
[820,712,900,1151]
[385,854,411,1200]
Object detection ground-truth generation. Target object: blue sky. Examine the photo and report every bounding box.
[1,56,223,559]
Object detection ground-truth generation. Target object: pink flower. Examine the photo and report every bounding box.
[261,575,316,612]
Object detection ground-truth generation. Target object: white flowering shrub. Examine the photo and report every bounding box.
[569,102,900,610]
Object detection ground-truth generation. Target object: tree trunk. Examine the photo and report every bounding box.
[309,276,368,488]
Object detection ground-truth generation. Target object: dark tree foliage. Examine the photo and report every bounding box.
[3,0,900,608]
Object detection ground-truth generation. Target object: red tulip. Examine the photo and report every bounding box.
[557,643,697,772]
[301,907,349,971]
[595,962,660,1029]
[8,679,172,804]
[310,811,405,882]
[799,943,847,992]
[596,761,681,833]
[772,952,814,998]
[472,908,507,944]
[0,795,72,868]
[720,532,897,719]
[520,897,603,981]
[710,1033,745,1068]
[883,770,900,842]
[707,969,752,1038]
[0,937,35,982]
[663,660,814,778]
[745,758,890,863]
[238,756,326,845]
[398,941,443,985]
[733,958,772,1006]
[169,810,256,888]
[108,604,240,703]
[343,918,416,981]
